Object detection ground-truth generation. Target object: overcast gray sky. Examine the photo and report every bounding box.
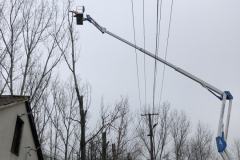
[62,0,240,146]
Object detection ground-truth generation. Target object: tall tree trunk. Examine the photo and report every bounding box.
[102,132,107,160]
[78,95,85,160]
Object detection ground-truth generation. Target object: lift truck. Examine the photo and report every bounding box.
[70,7,234,160]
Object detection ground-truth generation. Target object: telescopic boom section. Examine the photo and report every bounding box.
[83,14,233,160]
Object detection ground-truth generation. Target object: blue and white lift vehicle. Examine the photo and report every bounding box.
[72,7,234,160]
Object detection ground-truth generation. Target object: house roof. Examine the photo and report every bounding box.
[0,95,44,160]
[0,95,28,106]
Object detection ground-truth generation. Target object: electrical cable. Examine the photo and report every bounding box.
[152,1,159,111]
[159,0,174,104]
[157,0,163,58]
[143,0,147,106]
[153,0,163,110]
[131,0,142,107]
[152,0,163,158]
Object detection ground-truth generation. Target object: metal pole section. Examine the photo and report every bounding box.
[217,93,227,137]
[148,114,154,160]
[224,148,232,160]
[224,99,232,143]
[220,152,228,160]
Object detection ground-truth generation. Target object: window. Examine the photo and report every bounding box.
[11,116,24,156]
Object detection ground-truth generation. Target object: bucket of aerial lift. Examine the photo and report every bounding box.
[75,6,85,25]
[75,13,83,25]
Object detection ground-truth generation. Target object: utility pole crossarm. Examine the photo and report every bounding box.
[141,113,159,116]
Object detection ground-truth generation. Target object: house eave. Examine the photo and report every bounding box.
[0,100,27,110]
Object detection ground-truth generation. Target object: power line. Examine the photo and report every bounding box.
[143,0,146,105]
[152,0,159,110]
[131,0,142,107]
[159,0,174,105]
[153,0,163,110]
[157,0,163,56]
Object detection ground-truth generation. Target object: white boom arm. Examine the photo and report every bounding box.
[83,14,233,160]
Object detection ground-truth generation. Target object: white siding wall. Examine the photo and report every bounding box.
[0,102,39,160]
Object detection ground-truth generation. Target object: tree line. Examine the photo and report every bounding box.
[0,0,239,159]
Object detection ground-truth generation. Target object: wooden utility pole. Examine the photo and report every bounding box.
[102,132,107,160]
[112,143,116,160]
[127,152,131,160]
[141,113,159,160]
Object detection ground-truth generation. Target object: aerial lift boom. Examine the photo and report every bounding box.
[72,8,234,159]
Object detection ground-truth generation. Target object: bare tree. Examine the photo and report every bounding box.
[0,0,63,97]
[185,122,214,160]
[55,1,109,159]
[109,96,141,160]
[0,0,65,149]
[34,91,54,147]
[47,76,89,160]
[83,96,142,160]
[49,78,65,159]
[154,102,172,159]
[0,0,24,95]
[54,1,141,160]
[170,110,191,160]
[231,138,240,160]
